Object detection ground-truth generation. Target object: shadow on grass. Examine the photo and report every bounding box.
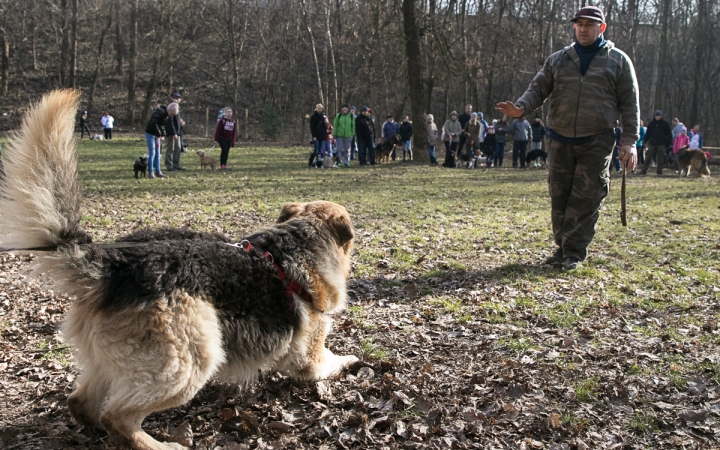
[420,262,563,284]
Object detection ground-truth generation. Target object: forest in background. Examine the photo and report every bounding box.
[0,0,717,146]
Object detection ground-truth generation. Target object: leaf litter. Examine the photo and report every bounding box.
[1,155,720,448]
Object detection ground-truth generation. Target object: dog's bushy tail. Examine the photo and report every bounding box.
[0,90,92,250]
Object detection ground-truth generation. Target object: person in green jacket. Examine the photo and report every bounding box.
[333,104,355,167]
[496,5,639,270]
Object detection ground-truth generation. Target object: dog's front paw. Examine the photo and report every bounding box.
[313,349,359,380]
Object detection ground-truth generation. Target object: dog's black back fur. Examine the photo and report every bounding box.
[376,134,402,153]
[81,219,335,351]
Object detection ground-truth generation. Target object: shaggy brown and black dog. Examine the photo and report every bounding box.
[676,145,711,177]
[375,134,402,164]
[0,90,359,450]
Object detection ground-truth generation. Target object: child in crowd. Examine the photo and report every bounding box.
[483,126,496,168]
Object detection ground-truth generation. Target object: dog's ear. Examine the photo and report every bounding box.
[304,202,354,246]
[277,202,306,223]
[324,211,354,246]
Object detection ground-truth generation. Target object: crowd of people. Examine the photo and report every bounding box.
[306,102,559,169]
[632,111,706,175]
[306,101,710,175]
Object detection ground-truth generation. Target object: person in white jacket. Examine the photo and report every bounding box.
[101,111,115,140]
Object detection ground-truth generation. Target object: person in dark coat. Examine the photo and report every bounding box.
[640,110,673,175]
[355,107,376,165]
[308,104,326,167]
[399,116,413,160]
[457,104,472,156]
[79,111,91,139]
[145,105,170,178]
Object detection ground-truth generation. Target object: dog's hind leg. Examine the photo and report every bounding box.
[68,369,110,430]
[91,293,224,450]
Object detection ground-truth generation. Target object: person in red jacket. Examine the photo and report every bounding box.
[214,107,237,169]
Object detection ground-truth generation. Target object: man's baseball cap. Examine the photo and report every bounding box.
[171,93,181,98]
[654,110,662,116]
[361,106,369,112]
[571,6,605,23]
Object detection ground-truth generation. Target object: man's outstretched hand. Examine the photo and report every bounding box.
[620,144,637,172]
[495,101,524,118]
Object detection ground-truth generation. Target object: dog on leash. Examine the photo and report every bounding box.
[525,149,548,168]
[197,149,218,171]
[676,146,711,177]
[376,134,402,164]
[0,90,359,450]
[133,156,148,178]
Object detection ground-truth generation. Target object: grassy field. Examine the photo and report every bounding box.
[1,135,719,448]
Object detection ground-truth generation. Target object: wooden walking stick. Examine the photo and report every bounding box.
[620,161,627,226]
[620,146,628,226]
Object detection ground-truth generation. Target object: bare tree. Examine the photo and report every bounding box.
[125,0,138,127]
[403,0,427,163]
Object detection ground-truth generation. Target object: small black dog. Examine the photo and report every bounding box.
[525,149,548,168]
[134,156,148,178]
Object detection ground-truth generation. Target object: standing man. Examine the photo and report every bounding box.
[171,93,186,153]
[308,104,325,168]
[349,106,358,160]
[101,111,114,140]
[382,115,399,160]
[333,104,355,167]
[356,107,376,166]
[509,116,532,167]
[399,116,413,160]
[457,105,473,156]
[165,94,185,171]
[79,111,91,139]
[640,110,672,176]
[496,5,639,270]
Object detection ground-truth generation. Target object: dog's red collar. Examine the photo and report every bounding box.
[226,240,314,305]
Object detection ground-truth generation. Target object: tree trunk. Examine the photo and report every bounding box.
[300,0,324,106]
[59,0,69,86]
[689,0,707,127]
[31,24,37,71]
[226,0,240,106]
[0,33,8,97]
[115,0,125,76]
[654,0,671,112]
[88,13,113,112]
[325,0,338,114]
[126,0,138,127]
[68,0,78,88]
[141,56,162,124]
[402,0,427,163]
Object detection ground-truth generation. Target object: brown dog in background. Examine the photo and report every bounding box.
[676,145,710,177]
[197,150,217,171]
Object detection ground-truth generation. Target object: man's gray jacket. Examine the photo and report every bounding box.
[509,119,532,142]
[514,40,640,144]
